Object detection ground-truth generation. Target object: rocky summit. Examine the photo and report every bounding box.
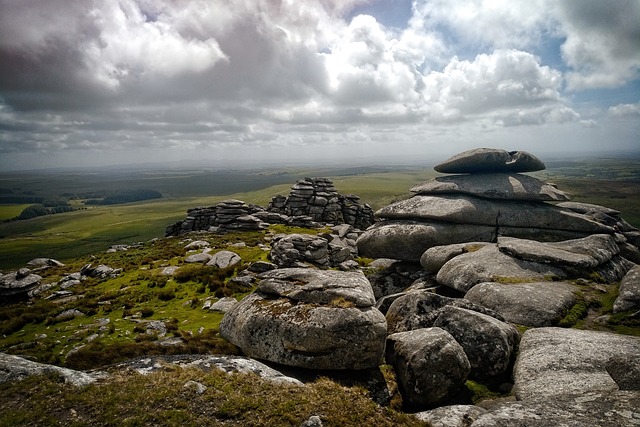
[165,177,374,236]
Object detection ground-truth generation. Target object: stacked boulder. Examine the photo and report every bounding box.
[267,177,374,229]
[358,148,639,262]
[269,224,361,269]
[357,148,631,262]
[165,178,375,236]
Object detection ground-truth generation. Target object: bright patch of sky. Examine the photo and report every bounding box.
[0,0,638,171]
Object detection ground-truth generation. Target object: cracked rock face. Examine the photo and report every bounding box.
[220,268,387,370]
[433,148,546,173]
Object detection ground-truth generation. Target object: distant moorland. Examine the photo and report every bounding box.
[0,156,639,271]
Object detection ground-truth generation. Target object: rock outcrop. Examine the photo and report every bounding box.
[0,268,42,298]
[267,177,374,229]
[357,148,638,262]
[166,178,375,236]
[220,268,387,370]
[614,264,640,313]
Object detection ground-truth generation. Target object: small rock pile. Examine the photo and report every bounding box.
[269,224,360,269]
[268,177,374,229]
[0,268,43,299]
[165,200,269,236]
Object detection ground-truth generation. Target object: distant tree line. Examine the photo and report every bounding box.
[84,189,162,205]
[15,202,74,220]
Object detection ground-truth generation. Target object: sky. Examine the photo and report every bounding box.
[0,0,639,171]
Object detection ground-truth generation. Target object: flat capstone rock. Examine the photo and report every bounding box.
[434,148,546,173]
[410,173,570,201]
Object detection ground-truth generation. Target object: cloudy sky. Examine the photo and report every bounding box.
[1,0,639,171]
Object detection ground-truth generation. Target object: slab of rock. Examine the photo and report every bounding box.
[614,264,640,313]
[257,268,376,307]
[386,328,471,409]
[421,242,490,274]
[436,245,567,293]
[471,391,640,427]
[386,290,504,334]
[27,258,65,268]
[220,268,386,370]
[513,327,640,400]
[434,148,545,173]
[497,234,619,268]
[208,297,238,312]
[206,250,241,269]
[433,306,520,379]
[414,405,487,427]
[0,352,101,386]
[184,253,212,264]
[358,220,594,261]
[411,173,571,202]
[184,240,210,250]
[376,195,613,235]
[464,281,577,327]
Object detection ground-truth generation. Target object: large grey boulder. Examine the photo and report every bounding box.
[614,264,640,313]
[220,268,386,369]
[434,148,545,173]
[385,290,504,334]
[464,281,577,327]
[386,328,471,409]
[206,250,241,269]
[471,391,640,427]
[410,173,571,202]
[433,306,520,379]
[513,327,640,400]
[436,245,567,293]
[0,352,101,386]
[376,195,613,234]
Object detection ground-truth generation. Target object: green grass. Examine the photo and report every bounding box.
[0,204,32,220]
[0,370,428,427]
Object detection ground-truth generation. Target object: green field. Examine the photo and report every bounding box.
[0,204,32,221]
[1,160,639,271]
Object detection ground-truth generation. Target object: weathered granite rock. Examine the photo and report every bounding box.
[433,306,520,379]
[385,290,504,334]
[257,268,376,307]
[497,234,619,268]
[366,261,432,299]
[357,220,593,261]
[184,253,212,264]
[376,195,613,234]
[0,269,42,297]
[513,327,640,400]
[421,242,490,274]
[386,328,471,409]
[614,264,640,313]
[471,391,640,427]
[26,258,65,268]
[184,240,210,250]
[206,250,241,269]
[411,173,571,202]
[220,268,386,369]
[0,352,101,386]
[267,178,374,229]
[436,245,567,293]
[464,281,577,327]
[606,354,640,391]
[247,261,278,273]
[80,264,122,279]
[434,148,545,173]
[208,297,239,312]
[270,233,357,269]
[414,405,487,427]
